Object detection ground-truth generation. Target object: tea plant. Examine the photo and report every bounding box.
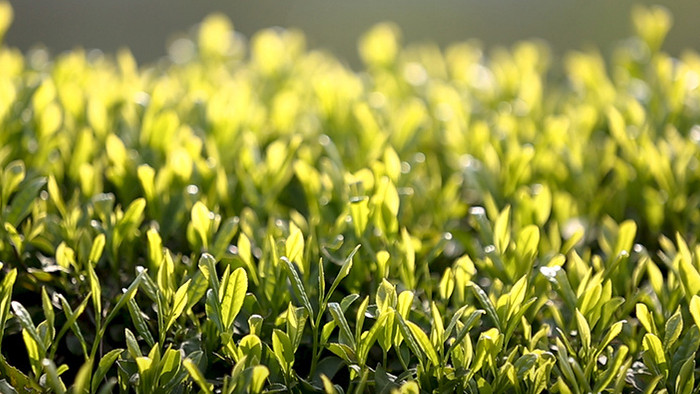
[1,2,700,392]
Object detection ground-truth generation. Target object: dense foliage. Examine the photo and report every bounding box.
[1,3,700,392]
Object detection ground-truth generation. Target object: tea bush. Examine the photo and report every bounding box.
[1,2,699,392]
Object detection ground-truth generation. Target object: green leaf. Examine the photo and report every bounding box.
[327,343,357,365]
[406,320,440,366]
[350,195,370,238]
[438,267,455,300]
[446,310,484,360]
[326,245,361,303]
[40,287,54,332]
[0,353,42,392]
[286,305,308,351]
[328,302,356,349]
[237,334,263,364]
[493,206,511,254]
[198,253,220,297]
[205,289,224,332]
[5,177,45,227]
[114,198,146,247]
[248,314,263,336]
[3,222,23,256]
[221,267,247,331]
[395,313,425,365]
[248,365,269,394]
[285,221,305,271]
[663,309,682,350]
[125,328,142,360]
[513,352,537,378]
[272,329,295,374]
[88,233,106,266]
[675,358,695,394]
[357,310,391,365]
[679,250,700,299]
[592,345,628,393]
[444,305,468,342]
[236,233,257,283]
[185,271,208,311]
[117,198,146,229]
[575,309,591,353]
[430,301,445,347]
[690,295,700,328]
[191,201,211,250]
[87,263,101,319]
[55,294,89,358]
[145,228,163,270]
[166,279,190,331]
[73,360,92,394]
[613,220,637,258]
[11,301,46,355]
[318,257,326,307]
[376,278,397,313]
[91,349,122,393]
[469,282,502,331]
[41,359,66,394]
[281,257,314,318]
[636,303,656,336]
[595,320,625,359]
[642,333,667,377]
[1,160,25,204]
[212,216,239,261]
[103,269,145,328]
[517,225,539,258]
[184,357,213,394]
[0,269,17,353]
[47,175,66,218]
[127,298,155,348]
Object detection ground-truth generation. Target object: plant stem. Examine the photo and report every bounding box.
[309,326,320,378]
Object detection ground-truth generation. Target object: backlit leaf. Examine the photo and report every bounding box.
[221,267,247,331]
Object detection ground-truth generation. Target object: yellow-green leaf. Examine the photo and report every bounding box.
[221,267,247,331]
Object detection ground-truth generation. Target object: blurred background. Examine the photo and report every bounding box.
[6,0,700,67]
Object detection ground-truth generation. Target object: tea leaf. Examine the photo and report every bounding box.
[357,310,390,365]
[494,206,511,254]
[41,359,66,394]
[221,267,247,331]
[92,348,122,393]
[575,309,591,353]
[0,269,17,352]
[127,298,155,348]
[326,245,361,303]
[5,176,45,227]
[166,279,191,331]
[184,357,213,394]
[690,295,700,328]
[469,282,502,331]
[103,268,145,328]
[73,360,92,394]
[272,329,295,374]
[636,303,656,336]
[191,201,211,250]
[328,302,356,349]
[198,253,220,296]
[11,301,46,354]
[642,333,667,377]
[88,233,106,266]
[249,365,269,394]
[282,257,313,318]
[663,309,682,350]
[285,221,304,271]
[406,320,440,366]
